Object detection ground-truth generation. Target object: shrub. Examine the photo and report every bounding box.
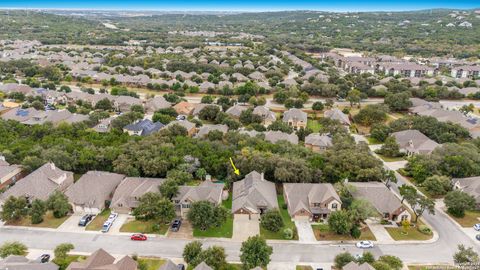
[260,210,284,232]
[418,225,432,235]
[350,225,361,239]
[283,228,293,240]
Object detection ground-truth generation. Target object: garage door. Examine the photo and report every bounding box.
[295,215,310,221]
[234,214,250,221]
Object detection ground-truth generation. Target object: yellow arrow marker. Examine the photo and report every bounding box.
[229,157,240,175]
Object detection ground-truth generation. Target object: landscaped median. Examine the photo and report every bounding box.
[311,223,376,241]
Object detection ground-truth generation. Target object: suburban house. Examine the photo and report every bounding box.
[196,124,229,138]
[166,120,197,136]
[113,96,142,112]
[282,108,307,130]
[192,262,213,270]
[283,183,341,222]
[110,177,165,214]
[0,159,23,190]
[232,171,278,220]
[123,119,164,136]
[390,129,439,155]
[324,108,351,126]
[65,171,125,214]
[264,130,299,145]
[343,261,375,270]
[252,106,276,126]
[348,182,411,223]
[159,260,184,270]
[145,96,171,113]
[0,162,73,203]
[173,180,225,217]
[1,107,39,122]
[304,133,333,152]
[93,116,115,133]
[226,104,249,118]
[452,176,480,209]
[173,101,196,115]
[0,255,59,270]
[66,248,137,270]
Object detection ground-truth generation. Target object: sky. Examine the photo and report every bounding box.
[0,0,478,12]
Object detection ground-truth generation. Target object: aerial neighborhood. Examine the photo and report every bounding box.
[0,5,480,270]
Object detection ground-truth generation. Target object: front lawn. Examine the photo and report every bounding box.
[385,222,433,241]
[6,211,69,228]
[366,136,382,145]
[193,193,233,238]
[137,258,166,270]
[311,224,376,241]
[448,210,480,227]
[53,255,86,270]
[120,219,169,235]
[296,266,314,270]
[86,209,111,231]
[260,195,298,240]
[307,119,322,133]
[376,154,405,162]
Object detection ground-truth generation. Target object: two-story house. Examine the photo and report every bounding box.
[0,159,24,190]
[173,180,225,217]
[282,108,307,130]
[283,183,341,222]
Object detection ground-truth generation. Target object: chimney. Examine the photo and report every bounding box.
[260,172,264,181]
[0,155,5,161]
[50,162,56,170]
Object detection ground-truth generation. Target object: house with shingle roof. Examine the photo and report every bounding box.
[253,106,276,126]
[232,171,278,220]
[284,183,341,222]
[65,171,125,214]
[114,96,142,112]
[123,119,164,136]
[226,104,249,118]
[452,176,480,209]
[264,131,299,145]
[173,101,196,115]
[282,108,307,130]
[193,262,213,270]
[1,107,40,122]
[324,108,350,126]
[0,255,59,270]
[305,133,333,152]
[173,180,225,217]
[111,177,165,214]
[348,182,411,223]
[0,159,23,190]
[166,120,197,136]
[390,129,439,155]
[197,124,229,138]
[145,96,171,113]
[343,261,375,270]
[66,248,137,270]
[0,162,73,203]
[158,260,180,270]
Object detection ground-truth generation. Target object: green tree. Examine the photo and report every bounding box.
[358,251,375,264]
[407,194,435,223]
[377,137,401,158]
[260,209,284,232]
[30,199,47,224]
[196,246,227,270]
[0,196,28,222]
[159,179,179,200]
[94,98,113,111]
[349,199,378,224]
[328,210,353,235]
[353,104,388,126]
[370,124,392,142]
[240,235,273,270]
[378,255,403,270]
[444,190,476,218]
[132,192,175,223]
[201,95,215,104]
[54,243,74,260]
[454,245,479,264]
[347,89,362,107]
[399,185,417,204]
[0,241,27,258]
[31,100,44,110]
[384,92,412,112]
[182,241,203,264]
[459,104,475,116]
[422,175,451,196]
[334,252,355,269]
[187,201,227,231]
[312,101,324,112]
[46,191,71,218]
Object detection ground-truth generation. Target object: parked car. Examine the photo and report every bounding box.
[38,254,50,263]
[78,214,94,226]
[177,264,185,270]
[171,219,182,232]
[356,241,374,249]
[476,234,480,241]
[107,212,118,222]
[176,115,186,121]
[101,221,113,233]
[474,223,480,231]
[131,234,148,241]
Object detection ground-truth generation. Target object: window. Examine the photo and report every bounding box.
[313,203,321,207]
[332,203,338,209]
[384,213,390,219]
[182,204,190,209]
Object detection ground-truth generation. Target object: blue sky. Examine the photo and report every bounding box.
[0,0,478,12]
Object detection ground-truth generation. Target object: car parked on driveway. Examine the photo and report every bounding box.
[474,223,480,231]
[78,214,94,226]
[356,240,374,249]
[171,219,182,232]
[476,234,480,241]
[131,234,148,241]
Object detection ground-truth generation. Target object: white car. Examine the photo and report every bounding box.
[474,224,480,231]
[356,241,374,249]
[107,212,118,222]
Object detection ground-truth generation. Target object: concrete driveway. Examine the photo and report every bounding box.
[167,220,193,239]
[365,219,394,244]
[295,220,316,243]
[109,214,129,234]
[58,214,86,233]
[233,214,259,241]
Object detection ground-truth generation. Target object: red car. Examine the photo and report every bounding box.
[130,234,147,241]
